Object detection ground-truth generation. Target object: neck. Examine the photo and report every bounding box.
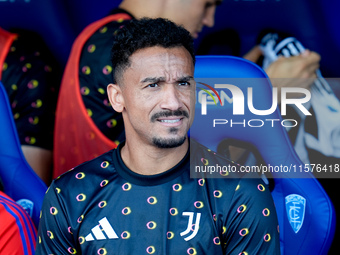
[119,0,167,20]
[121,137,189,175]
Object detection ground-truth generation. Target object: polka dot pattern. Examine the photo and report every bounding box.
[78,17,131,144]
[2,30,61,150]
[37,117,279,254]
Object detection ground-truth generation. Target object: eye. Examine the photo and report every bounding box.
[147,83,159,88]
[178,81,190,86]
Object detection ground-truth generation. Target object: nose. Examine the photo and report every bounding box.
[202,6,216,28]
[160,85,183,111]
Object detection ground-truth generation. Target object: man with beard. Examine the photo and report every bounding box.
[54,0,319,178]
[37,18,280,254]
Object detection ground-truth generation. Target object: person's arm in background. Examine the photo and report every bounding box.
[21,146,53,184]
[0,191,37,255]
[244,45,320,97]
[225,46,320,160]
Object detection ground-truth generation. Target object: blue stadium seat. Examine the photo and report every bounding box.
[0,0,76,66]
[191,55,336,255]
[0,81,47,229]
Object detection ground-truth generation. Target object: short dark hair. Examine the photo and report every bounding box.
[111,18,195,83]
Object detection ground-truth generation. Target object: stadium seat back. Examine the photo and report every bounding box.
[191,55,336,254]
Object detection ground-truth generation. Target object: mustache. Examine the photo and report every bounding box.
[151,110,189,122]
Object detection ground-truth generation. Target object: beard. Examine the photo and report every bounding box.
[152,130,187,148]
[150,110,189,148]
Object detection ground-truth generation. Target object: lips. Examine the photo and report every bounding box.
[156,116,185,127]
[151,110,189,123]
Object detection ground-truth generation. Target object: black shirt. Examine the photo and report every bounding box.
[37,140,280,254]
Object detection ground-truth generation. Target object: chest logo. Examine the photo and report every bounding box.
[180,212,201,241]
[85,217,119,241]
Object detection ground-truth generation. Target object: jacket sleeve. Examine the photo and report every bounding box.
[0,191,37,255]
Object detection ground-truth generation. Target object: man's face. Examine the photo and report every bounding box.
[166,0,220,39]
[109,46,195,149]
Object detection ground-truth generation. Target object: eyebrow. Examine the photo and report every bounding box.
[178,76,194,82]
[141,77,166,84]
[141,76,194,83]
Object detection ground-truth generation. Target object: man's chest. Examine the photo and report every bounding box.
[73,182,226,254]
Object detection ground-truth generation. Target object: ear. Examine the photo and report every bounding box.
[107,83,125,113]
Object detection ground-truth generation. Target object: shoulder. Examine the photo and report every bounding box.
[43,150,120,219]
[53,149,117,189]
[191,139,272,197]
[190,139,245,179]
[84,11,133,40]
